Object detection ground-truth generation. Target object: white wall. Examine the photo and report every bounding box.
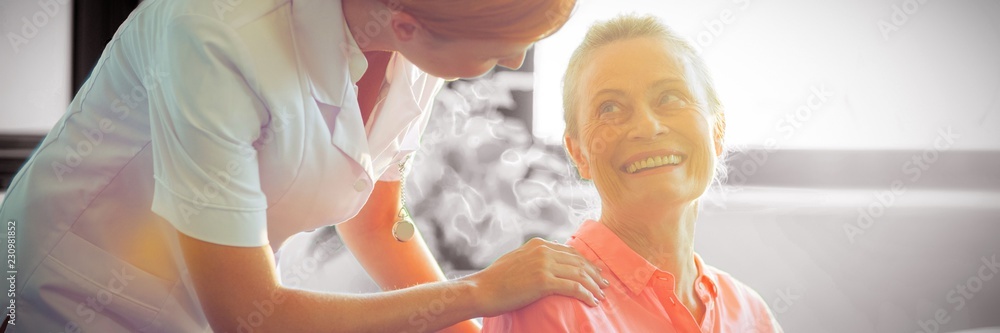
[534,0,1000,151]
[0,0,73,134]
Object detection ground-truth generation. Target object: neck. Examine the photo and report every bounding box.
[599,200,702,308]
[342,0,397,52]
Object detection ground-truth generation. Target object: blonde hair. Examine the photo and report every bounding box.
[562,14,728,184]
[562,14,724,138]
[381,0,577,41]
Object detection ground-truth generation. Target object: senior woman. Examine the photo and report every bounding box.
[483,15,783,332]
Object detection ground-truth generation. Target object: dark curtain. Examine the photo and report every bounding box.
[2,0,141,192]
[72,0,141,93]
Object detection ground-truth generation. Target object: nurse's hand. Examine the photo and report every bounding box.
[466,237,609,317]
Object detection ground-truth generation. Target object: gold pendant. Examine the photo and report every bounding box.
[392,218,415,242]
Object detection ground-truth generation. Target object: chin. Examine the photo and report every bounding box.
[641,183,704,204]
[420,64,489,80]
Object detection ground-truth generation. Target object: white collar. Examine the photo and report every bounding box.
[290,0,368,106]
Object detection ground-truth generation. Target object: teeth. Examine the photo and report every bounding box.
[626,154,683,173]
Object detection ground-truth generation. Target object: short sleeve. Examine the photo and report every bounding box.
[148,15,270,247]
[750,290,785,333]
[734,279,785,333]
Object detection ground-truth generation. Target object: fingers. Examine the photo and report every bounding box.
[527,238,608,290]
[551,263,606,305]
[547,274,601,307]
[521,238,610,307]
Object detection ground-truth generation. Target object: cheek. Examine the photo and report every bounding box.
[580,124,629,195]
[679,114,718,186]
[580,123,624,159]
[689,145,716,184]
[468,61,497,77]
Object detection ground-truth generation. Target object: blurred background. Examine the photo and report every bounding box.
[2,0,1000,332]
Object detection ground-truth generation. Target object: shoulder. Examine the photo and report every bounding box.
[154,0,287,29]
[702,264,783,332]
[481,235,610,333]
[705,265,763,303]
[144,0,288,60]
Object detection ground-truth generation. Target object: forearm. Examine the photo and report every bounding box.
[338,180,481,331]
[269,277,481,333]
[182,227,605,333]
[340,217,446,289]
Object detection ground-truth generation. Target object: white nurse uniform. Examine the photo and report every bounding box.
[0,0,442,331]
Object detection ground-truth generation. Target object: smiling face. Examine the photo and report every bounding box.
[564,37,724,209]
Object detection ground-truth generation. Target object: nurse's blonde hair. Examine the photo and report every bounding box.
[380,0,577,41]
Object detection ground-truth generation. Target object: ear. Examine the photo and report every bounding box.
[713,112,726,156]
[389,11,421,42]
[564,135,592,180]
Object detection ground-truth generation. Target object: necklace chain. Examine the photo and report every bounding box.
[397,154,410,220]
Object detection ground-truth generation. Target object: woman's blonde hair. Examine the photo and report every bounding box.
[381,0,578,41]
[562,14,723,138]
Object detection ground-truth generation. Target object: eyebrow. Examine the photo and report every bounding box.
[590,78,686,101]
[649,78,685,90]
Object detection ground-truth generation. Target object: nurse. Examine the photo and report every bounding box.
[0,0,608,332]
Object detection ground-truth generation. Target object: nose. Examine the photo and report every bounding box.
[497,52,527,70]
[627,105,668,141]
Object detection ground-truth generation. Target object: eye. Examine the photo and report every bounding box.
[658,92,688,108]
[599,101,620,115]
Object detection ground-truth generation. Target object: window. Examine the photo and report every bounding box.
[533,0,1000,151]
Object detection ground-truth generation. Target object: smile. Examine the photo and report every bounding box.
[624,154,684,174]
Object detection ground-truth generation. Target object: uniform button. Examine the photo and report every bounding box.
[353,179,366,192]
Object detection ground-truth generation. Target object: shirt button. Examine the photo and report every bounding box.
[353,179,367,192]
